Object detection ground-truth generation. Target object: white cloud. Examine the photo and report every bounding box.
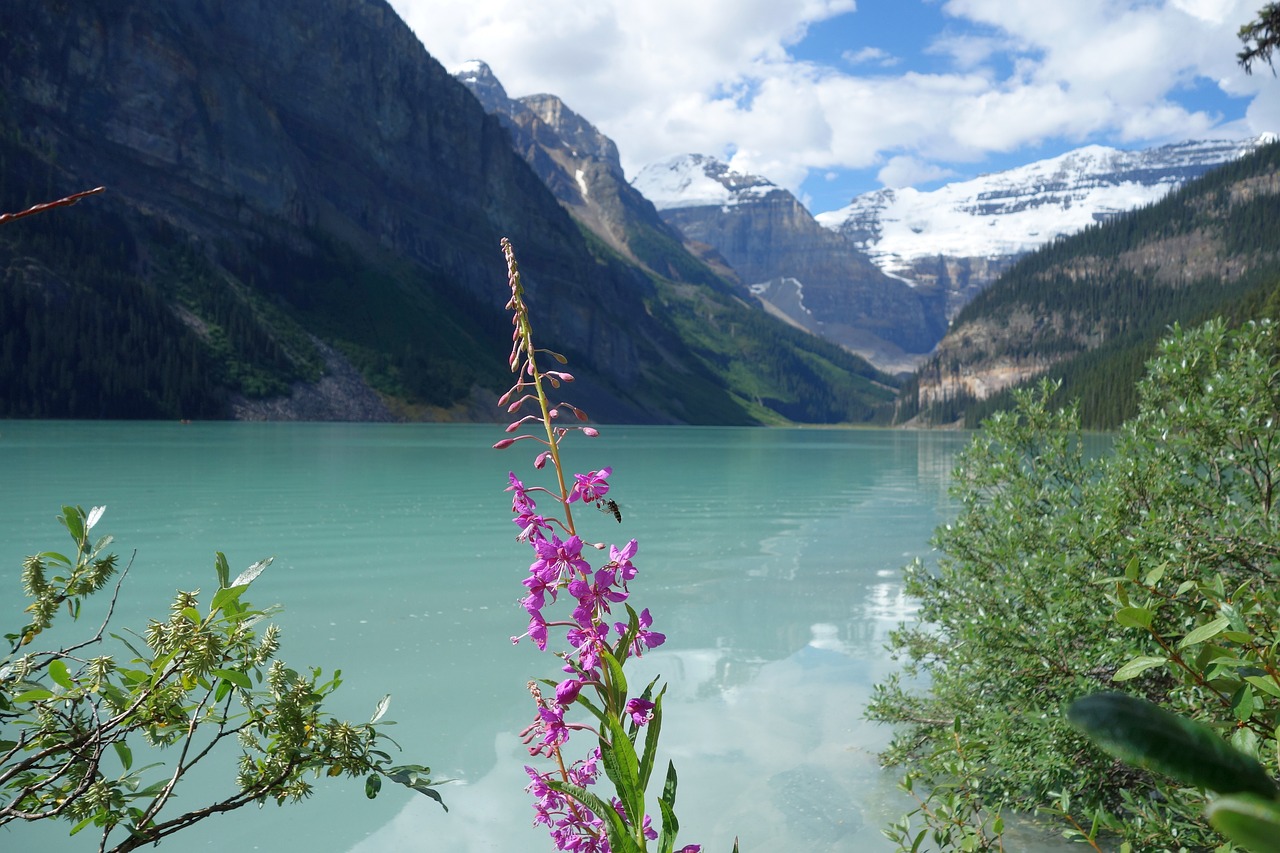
[842,46,900,66]
[389,0,1277,200]
[877,156,959,187]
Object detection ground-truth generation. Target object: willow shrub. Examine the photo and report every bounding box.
[0,506,443,853]
[868,318,1280,851]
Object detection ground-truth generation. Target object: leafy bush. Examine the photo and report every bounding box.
[869,318,1280,850]
[0,505,443,852]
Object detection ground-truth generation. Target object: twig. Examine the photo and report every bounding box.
[0,187,105,225]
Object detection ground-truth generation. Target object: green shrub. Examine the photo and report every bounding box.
[869,318,1280,851]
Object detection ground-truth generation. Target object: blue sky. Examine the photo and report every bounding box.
[391,0,1276,214]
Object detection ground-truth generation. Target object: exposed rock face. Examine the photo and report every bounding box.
[635,156,947,369]
[452,61,726,289]
[230,340,394,421]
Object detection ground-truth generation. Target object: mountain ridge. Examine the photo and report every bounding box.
[898,139,1280,427]
[633,154,947,373]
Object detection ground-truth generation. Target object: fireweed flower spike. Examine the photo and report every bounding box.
[495,239,706,853]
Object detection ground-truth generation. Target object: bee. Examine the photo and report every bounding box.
[595,498,622,523]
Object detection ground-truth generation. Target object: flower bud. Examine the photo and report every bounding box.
[555,678,583,706]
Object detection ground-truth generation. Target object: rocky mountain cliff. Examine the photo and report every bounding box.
[634,155,947,373]
[0,0,893,424]
[817,136,1273,320]
[452,61,730,288]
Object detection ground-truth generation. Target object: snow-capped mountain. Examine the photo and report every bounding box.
[816,135,1276,294]
[632,154,780,209]
[634,155,947,370]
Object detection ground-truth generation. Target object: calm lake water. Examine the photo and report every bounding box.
[0,421,1042,851]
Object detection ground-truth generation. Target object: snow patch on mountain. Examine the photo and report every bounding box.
[816,136,1274,278]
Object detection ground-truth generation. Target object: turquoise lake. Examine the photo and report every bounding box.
[0,421,1065,851]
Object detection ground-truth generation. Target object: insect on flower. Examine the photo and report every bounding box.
[596,498,622,523]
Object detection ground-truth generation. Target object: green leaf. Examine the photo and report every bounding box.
[600,646,629,712]
[69,815,96,836]
[1207,794,1280,853]
[1112,655,1168,681]
[638,687,667,793]
[114,740,133,772]
[118,667,150,684]
[382,765,447,810]
[1143,565,1165,586]
[215,551,231,589]
[210,584,248,615]
[1068,692,1277,797]
[48,658,74,690]
[548,779,639,853]
[365,773,382,799]
[370,694,391,724]
[214,669,252,690]
[231,557,272,588]
[1114,607,1154,629]
[1123,554,1140,581]
[61,506,85,543]
[1179,615,1231,649]
[600,712,645,831]
[1245,675,1280,699]
[14,687,54,703]
[1232,685,1256,722]
[657,761,680,853]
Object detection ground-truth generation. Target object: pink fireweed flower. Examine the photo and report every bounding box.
[511,610,549,650]
[568,467,612,504]
[624,698,656,727]
[615,607,666,657]
[608,800,659,842]
[568,569,629,625]
[604,539,639,588]
[508,472,536,514]
[537,704,571,750]
[532,533,591,581]
[514,509,552,543]
[521,569,558,615]
[565,622,610,675]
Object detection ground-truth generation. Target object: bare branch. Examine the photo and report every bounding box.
[0,187,105,225]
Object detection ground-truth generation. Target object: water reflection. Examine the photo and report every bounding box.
[353,622,911,852]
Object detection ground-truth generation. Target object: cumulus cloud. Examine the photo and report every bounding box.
[878,156,959,188]
[389,0,1275,199]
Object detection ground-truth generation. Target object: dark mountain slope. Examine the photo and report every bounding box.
[2,0,886,423]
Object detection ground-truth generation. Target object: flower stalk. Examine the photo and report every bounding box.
[495,239,700,853]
